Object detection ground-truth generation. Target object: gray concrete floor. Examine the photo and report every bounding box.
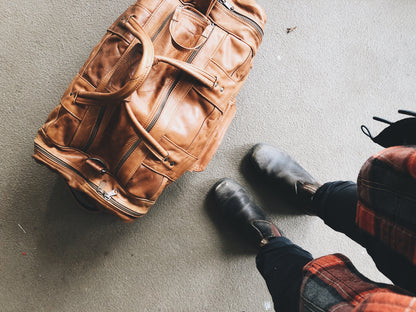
[1,0,415,311]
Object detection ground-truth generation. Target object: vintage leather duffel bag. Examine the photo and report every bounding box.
[33,0,266,222]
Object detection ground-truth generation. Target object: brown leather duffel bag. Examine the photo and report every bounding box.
[33,0,266,222]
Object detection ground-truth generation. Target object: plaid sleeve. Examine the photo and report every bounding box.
[356,146,416,265]
[300,254,415,312]
[353,293,416,312]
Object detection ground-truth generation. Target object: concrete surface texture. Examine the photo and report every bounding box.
[1,0,415,311]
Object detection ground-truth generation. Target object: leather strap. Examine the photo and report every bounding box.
[76,16,154,102]
[155,55,217,88]
[125,101,171,163]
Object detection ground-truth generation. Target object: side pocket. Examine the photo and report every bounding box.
[142,136,198,181]
[210,33,253,81]
[81,33,129,89]
[190,98,236,172]
[44,105,80,146]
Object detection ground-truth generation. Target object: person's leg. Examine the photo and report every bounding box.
[311,181,361,242]
[211,178,313,311]
[248,144,416,292]
[256,237,313,311]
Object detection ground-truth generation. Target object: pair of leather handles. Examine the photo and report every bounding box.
[76,15,217,104]
[75,9,218,165]
[74,0,219,104]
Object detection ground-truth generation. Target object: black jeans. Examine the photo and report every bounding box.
[256,181,415,311]
[256,237,313,311]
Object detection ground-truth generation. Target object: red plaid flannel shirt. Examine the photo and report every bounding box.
[299,146,416,311]
[300,254,416,312]
[357,146,416,265]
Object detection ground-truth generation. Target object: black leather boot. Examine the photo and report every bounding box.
[249,144,321,213]
[212,178,281,247]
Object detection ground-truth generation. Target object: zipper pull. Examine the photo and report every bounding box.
[97,180,118,200]
[219,0,234,10]
[97,181,107,195]
[103,189,118,201]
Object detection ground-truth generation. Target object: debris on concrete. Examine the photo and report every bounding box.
[18,223,27,234]
[287,26,297,34]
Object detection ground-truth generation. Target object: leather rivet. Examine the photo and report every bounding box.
[220,87,224,92]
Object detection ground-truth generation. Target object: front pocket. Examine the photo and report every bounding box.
[210,33,252,81]
[191,98,236,172]
[87,103,139,174]
[164,87,221,152]
[126,164,167,200]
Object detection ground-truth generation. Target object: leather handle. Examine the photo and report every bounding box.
[125,101,172,164]
[155,55,217,88]
[76,16,155,102]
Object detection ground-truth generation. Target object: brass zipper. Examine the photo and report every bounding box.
[35,143,143,218]
[218,0,264,37]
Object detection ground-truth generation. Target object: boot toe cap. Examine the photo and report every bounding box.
[250,143,291,175]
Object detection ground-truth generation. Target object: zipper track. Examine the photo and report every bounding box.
[218,0,264,37]
[152,11,174,41]
[83,106,106,151]
[146,43,202,132]
[114,33,208,175]
[231,9,264,36]
[81,13,175,153]
[35,143,143,217]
